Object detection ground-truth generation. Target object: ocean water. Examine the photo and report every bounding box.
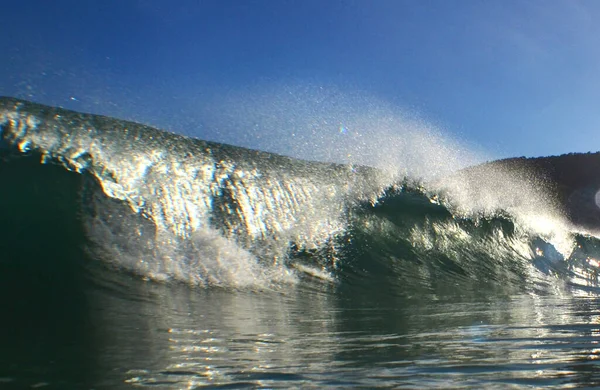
[2,97,600,388]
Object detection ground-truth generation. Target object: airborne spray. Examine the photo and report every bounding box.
[0,89,587,292]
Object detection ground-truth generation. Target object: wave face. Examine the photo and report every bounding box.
[2,97,600,294]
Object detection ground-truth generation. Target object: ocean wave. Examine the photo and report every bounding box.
[1,97,600,294]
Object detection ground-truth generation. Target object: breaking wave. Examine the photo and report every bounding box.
[1,97,600,295]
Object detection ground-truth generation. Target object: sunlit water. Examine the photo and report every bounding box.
[3,263,600,389]
[3,98,600,389]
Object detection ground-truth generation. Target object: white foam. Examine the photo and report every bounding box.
[85,208,297,289]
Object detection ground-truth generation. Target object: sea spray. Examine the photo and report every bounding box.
[1,96,597,293]
[196,84,485,180]
[0,97,389,287]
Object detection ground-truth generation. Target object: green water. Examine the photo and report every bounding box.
[3,263,600,389]
[3,99,600,388]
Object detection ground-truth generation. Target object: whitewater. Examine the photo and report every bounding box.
[2,96,600,388]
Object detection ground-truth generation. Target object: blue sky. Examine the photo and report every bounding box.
[2,0,599,162]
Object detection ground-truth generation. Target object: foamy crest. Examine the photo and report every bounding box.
[432,161,575,259]
[84,198,297,289]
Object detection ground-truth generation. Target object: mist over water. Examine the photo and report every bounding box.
[3,0,600,385]
[196,85,575,255]
[191,84,486,179]
[3,96,600,388]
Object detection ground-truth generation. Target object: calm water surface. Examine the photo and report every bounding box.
[3,265,600,389]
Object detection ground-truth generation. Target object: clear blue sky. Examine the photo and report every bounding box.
[2,0,599,162]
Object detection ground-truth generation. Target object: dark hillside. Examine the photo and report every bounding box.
[470,152,600,230]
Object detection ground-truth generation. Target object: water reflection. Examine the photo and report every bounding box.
[4,264,600,388]
[90,277,600,388]
[84,276,342,388]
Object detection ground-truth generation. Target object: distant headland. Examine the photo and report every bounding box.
[475,152,600,231]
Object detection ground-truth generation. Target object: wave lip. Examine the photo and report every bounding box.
[3,96,600,293]
[0,97,392,287]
